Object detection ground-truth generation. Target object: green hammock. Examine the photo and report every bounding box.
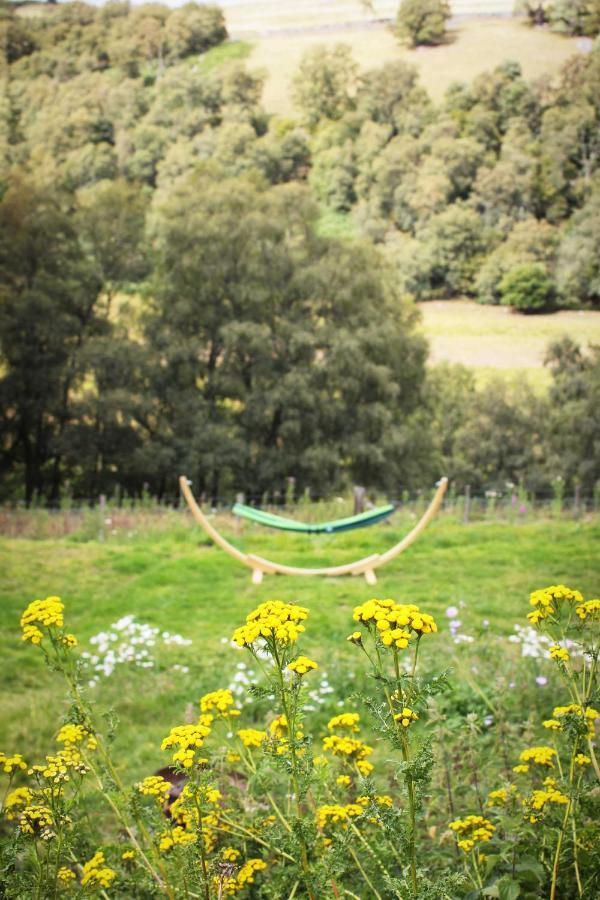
[231,502,395,534]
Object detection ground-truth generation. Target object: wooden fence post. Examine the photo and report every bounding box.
[98,494,106,542]
[353,486,366,515]
[463,485,471,524]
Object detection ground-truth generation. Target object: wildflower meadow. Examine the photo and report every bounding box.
[1,523,599,900]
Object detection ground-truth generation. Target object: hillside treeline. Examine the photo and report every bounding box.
[0,2,599,504]
[294,43,600,311]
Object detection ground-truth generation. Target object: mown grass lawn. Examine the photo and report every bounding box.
[418,300,600,389]
[1,513,598,783]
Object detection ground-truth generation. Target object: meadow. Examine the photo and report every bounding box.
[418,301,600,388]
[245,17,581,113]
[2,509,598,781]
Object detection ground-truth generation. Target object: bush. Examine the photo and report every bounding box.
[499,262,555,311]
[395,0,452,47]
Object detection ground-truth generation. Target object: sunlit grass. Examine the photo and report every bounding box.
[1,515,598,781]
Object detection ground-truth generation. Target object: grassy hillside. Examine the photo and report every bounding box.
[1,515,598,780]
[419,300,600,388]
[248,17,581,113]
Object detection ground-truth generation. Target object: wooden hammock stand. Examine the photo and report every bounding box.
[179,475,448,585]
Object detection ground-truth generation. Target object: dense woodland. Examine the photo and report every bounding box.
[0,2,599,504]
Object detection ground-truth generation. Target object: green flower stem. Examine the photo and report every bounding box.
[234,739,292,833]
[571,795,583,897]
[193,792,211,900]
[550,743,578,900]
[348,820,393,884]
[83,758,165,892]
[272,644,314,900]
[381,655,418,896]
[287,879,300,899]
[62,669,175,897]
[347,845,382,900]
[214,816,297,863]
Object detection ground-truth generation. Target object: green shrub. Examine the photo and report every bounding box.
[499,262,555,312]
[395,0,452,47]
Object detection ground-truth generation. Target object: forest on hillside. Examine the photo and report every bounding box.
[0,2,599,504]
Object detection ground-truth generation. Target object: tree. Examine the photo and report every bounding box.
[451,378,545,492]
[0,180,104,503]
[555,188,600,308]
[145,169,429,500]
[549,0,600,36]
[476,218,558,305]
[395,0,451,47]
[543,338,600,490]
[499,262,555,312]
[513,1,553,27]
[415,203,487,296]
[291,44,358,126]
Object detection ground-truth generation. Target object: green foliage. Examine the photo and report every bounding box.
[516,0,600,36]
[556,186,600,307]
[395,0,451,47]
[291,43,358,126]
[499,262,555,311]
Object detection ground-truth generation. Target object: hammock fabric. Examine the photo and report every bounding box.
[232,502,395,534]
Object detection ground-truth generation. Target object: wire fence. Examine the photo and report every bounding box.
[0,484,597,540]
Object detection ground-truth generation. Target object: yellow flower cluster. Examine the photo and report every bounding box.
[357,794,393,809]
[524,778,569,822]
[352,598,437,649]
[449,815,495,853]
[576,598,600,621]
[0,752,27,774]
[322,731,374,775]
[518,746,556,768]
[200,689,240,718]
[328,713,360,733]
[237,728,267,748]
[81,851,116,889]
[527,585,583,625]
[322,735,373,762]
[57,867,75,883]
[19,804,53,838]
[549,645,569,663]
[122,849,135,860]
[487,787,511,806]
[232,600,308,647]
[137,775,171,803]
[222,847,240,862]
[394,707,419,728]
[60,634,78,648]
[317,803,363,829]
[287,656,318,676]
[161,722,211,768]
[219,859,267,896]
[20,597,64,641]
[575,753,591,766]
[56,724,97,751]
[5,787,34,820]
[552,704,599,737]
[336,774,351,786]
[29,746,88,783]
[159,825,196,853]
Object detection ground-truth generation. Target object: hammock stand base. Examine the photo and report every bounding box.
[179,476,448,584]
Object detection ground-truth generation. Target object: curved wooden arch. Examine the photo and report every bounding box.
[180,475,448,584]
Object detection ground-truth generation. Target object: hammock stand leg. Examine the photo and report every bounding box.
[179,476,448,581]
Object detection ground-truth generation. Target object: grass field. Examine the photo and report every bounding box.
[246,17,581,113]
[418,300,600,388]
[1,513,598,782]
